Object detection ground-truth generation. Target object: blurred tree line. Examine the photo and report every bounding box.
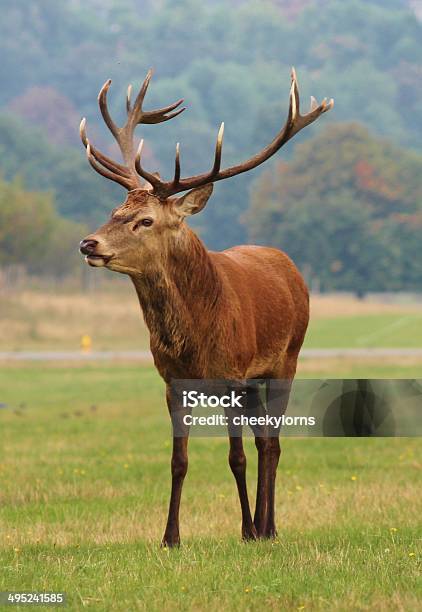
[247,124,422,294]
[0,0,420,289]
[0,177,85,277]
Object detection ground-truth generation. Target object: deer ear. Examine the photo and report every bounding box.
[175,184,213,217]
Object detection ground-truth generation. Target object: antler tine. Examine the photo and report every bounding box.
[85,142,133,189]
[290,67,299,121]
[126,84,132,114]
[80,118,132,177]
[135,139,163,192]
[142,100,186,124]
[98,79,119,140]
[174,143,181,184]
[310,95,318,112]
[211,122,224,175]
[129,69,153,125]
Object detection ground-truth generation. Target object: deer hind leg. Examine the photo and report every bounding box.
[244,384,270,538]
[254,434,271,537]
[228,434,257,541]
[264,357,298,538]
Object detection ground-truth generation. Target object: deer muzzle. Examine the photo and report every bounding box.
[79,238,112,267]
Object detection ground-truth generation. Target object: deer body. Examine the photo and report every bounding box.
[78,67,331,546]
[132,229,309,382]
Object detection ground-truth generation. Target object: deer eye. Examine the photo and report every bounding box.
[133,218,153,230]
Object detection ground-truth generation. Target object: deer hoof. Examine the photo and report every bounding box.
[161,535,181,548]
[242,524,258,541]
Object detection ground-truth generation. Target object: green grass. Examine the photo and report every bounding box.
[305,313,422,348]
[0,364,421,610]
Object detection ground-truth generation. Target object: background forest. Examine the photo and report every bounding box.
[0,0,421,292]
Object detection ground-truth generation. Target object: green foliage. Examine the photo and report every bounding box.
[246,123,422,293]
[0,176,86,276]
[0,114,121,224]
[377,213,422,290]
[0,178,54,268]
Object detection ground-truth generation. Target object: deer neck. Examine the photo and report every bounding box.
[131,226,222,363]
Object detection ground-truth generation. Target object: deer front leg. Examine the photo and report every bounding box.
[246,384,270,537]
[162,435,189,547]
[263,367,296,538]
[162,385,190,547]
[228,436,257,541]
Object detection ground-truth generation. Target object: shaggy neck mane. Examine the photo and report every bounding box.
[131,225,222,365]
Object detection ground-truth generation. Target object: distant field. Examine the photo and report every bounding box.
[0,289,421,351]
[0,364,420,611]
[298,357,422,378]
[305,314,422,349]
[306,294,422,349]
[0,288,148,351]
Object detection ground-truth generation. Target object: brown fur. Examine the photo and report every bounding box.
[132,231,309,382]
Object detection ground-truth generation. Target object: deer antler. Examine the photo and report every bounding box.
[80,69,186,190]
[135,68,333,198]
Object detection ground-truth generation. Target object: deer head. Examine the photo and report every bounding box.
[79,69,333,275]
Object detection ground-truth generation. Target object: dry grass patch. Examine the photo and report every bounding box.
[1,288,421,351]
[297,355,422,376]
[310,293,422,319]
[0,288,148,350]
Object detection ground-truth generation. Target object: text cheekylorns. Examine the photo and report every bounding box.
[182,413,316,428]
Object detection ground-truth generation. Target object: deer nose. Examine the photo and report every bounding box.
[79,239,98,255]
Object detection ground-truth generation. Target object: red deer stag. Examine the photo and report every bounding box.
[79,68,333,546]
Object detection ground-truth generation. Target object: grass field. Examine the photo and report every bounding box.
[0,363,420,610]
[0,290,420,609]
